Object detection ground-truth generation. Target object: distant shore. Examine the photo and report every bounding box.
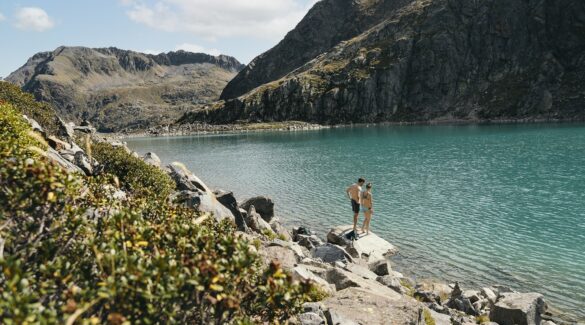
[105,117,585,140]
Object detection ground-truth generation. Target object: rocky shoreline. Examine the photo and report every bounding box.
[39,118,582,325]
[104,117,585,140]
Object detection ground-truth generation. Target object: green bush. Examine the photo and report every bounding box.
[93,142,175,199]
[1,102,318,324]
[0,82,60,135]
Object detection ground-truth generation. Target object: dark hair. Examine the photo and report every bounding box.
[358,178,365,183]
[366,183,372,189]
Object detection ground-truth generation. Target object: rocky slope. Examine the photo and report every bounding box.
[7,46,244,132]
[220,0,415,100]
[183,0,585,125]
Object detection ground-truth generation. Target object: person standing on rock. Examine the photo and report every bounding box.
[346,177,365,234]
[360,183,374,235]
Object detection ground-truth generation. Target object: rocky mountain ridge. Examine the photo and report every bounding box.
[183,0,585,125]
[7,46,244,132]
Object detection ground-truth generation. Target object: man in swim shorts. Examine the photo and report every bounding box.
[346,177,365,233]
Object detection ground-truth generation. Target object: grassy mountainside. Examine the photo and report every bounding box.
[184,0,585,125]
[7,47,244,132]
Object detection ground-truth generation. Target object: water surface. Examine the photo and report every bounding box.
[127,124,585,318]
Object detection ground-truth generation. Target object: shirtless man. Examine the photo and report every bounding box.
[346,177,366,233]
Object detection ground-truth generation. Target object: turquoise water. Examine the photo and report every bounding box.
[126,124,585,318]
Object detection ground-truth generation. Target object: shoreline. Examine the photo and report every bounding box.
[104,117,585,140]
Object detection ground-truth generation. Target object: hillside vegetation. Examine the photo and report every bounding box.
[0,86,318,323]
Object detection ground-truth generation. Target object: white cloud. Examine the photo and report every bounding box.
[175,43,221,56]
[123,0,317,41]
[14,7,55,32]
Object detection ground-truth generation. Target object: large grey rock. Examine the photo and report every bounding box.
[324,268,402,298]
[246,205,273,234]
[267,239,307,260]
[214,190,247,231]
[171,190,235,222]
[376,275,403,294]
[343,263,378,281]
[57,117,75,139]
[46,148,84,174]
[325,310,359,325]
[299,312,325,325]
[293,265,335,295]
[168,162,210,192]
[239,196,275,222]
[323,287,419,325]
[270,218,292,241]
[74,151,93,175]
[142,152,161,167]
[368,259,391,276]
[260,246,297,270]
[296,234,324,250]
[429,309,452,325]
[311,244,353,264]
[326,225,398,263]
[490,292,547,325]
[481,287,498,304]
[73,125,96,134]
[302,302,327,322]
[22,115,43,133]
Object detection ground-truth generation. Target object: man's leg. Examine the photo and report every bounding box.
[353,212,358,231]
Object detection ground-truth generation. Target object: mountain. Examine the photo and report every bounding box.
[183,0,585,125]
[7,46,244,132]
[220,0,415,100]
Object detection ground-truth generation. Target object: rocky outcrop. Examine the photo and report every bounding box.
[239,196,275,222]
[491,292,548,325]
[7,47,244,132]
[183,0,585,125]
[326,225,398,263]
[220,0,415,100]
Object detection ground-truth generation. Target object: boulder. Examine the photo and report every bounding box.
[463,290,481,303]
[171,190,235,222]
[22,115,44,133]
[57,117,75,139]
[214,190,247,231]
[267,239,307,260]
[302,302,327,322]
[46,136,72,151]
[270,218,292,241]
[299,312,325,325]
[74,151,93,175]
[481,287,498,304]
[327,225,398,263]
[142,152,161,167]
[323,287,418,325]
[46,148,84,174]
[239,196,274,222]
[376,275,403,294]
[490,292,547,325]
[260,246,297,270]
[296,234,324,250]
[168,162,210,193]
[325,309,359,325]
[324,268,402,298]
[293,265,335,295]
[343,263,378,281]
[429,309,453,325]
[368,259,391,276]
[312,244,353,264]
[246,205,273,234]
[293,226,313,239]
[73,125,96,134]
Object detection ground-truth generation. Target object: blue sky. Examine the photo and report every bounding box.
[0,0,317,78]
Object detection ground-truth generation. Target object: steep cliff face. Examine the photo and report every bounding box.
[184,0,585,125]
[7,47,244,132]
[220,0,415,100]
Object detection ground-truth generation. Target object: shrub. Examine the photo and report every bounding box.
[92,142,175,199]
[1,102,318,323]
[0,82,60,135]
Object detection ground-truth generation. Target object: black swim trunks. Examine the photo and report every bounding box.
[351,199,360,213]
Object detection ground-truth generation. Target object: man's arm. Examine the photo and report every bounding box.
[345,186,352,199]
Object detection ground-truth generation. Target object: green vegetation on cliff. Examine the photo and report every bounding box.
[0,89,317,323]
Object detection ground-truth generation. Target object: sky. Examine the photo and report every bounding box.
[0,0,318,78]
